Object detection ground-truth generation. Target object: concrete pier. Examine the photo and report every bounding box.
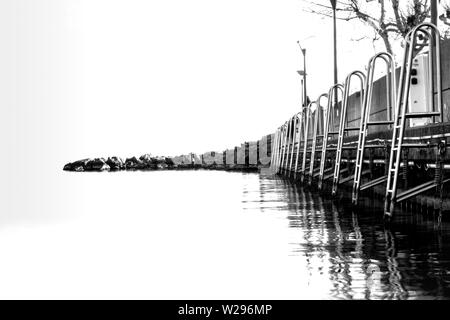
[271,28,450,217]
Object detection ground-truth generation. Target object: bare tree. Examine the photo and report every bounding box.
[440,2,450,27]
[301,0,431,54]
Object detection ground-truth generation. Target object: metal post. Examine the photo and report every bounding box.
[430,0,439,118]
[431,0,438,26]
[330,0,338,109]
[303,49,307,108]
[297,41,307,108]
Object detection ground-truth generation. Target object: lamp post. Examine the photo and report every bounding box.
[330,0,338,112]
[431,0,438,26]
[330,0,338,87]
[297,41,307,108]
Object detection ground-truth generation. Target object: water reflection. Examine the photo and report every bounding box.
[243,175,450,299]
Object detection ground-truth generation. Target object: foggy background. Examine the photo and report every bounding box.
[0,0,394,227]
[0,0,384,162]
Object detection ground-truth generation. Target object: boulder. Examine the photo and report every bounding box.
[139,154,158,169]
[125,156,148,170]
[153,156,166,165]
[64,154,178,172]
[85,158,110,171]
[63,158,90,171]
[63,163,75,171]
[139,153,154,163]
[106,157,125,170]
[164,157,175,166]
[157,163,168,170]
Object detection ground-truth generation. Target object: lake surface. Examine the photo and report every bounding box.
[0,169,449,299]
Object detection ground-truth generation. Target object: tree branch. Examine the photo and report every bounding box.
[301,0,431,55]
[390,0,405,35]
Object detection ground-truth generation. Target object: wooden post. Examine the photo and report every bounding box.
[245,142,249,167]
[257,141,260,165]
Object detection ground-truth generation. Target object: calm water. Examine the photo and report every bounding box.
[0,169,449,299]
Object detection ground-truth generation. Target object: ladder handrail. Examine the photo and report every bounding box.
[276,126,284,172]
[385,22,443,217]
[285,115,296,175]
[278,124,287,173]
[284,118,295,174]
[293,110,305,178]
[351,52,397,204]
[276,127,282,172]
[270,129,277,170]
[283,117,294,174]
[272,126,282,172]
[308,93,328,185]
[279,122,288,174]
[318,83,345,190]
[273,128,279,172]
[366,52,397,124]
[301,102,317,181]
[332,70,366,196]
[289,113,302,175]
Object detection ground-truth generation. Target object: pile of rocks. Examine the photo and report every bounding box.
[63,154,177,172]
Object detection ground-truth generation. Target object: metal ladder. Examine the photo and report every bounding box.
[280,116,298,176]
[280,120,291,175]
[284,118,294,176]
[331,70,366,196]
[288,113,301,178]
[289,115,298,176]
[351,52,397,204]
[385,22,445,217]
[270,129,277,171]
[271,127,282,173]
[277,122,287,174]
[283,117,293,176]
[276,127,283,173]
[318,84,345,191]
[293,110,306,179]
[308,94,328,186]
[300,103,315,182]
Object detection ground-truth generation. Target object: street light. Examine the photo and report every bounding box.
[297,41,307,108]
[330,0,338,87]
[330,0,338,109]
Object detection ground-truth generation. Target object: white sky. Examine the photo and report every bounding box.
[1,0,446,162]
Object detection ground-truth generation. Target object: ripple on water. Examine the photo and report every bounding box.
[246,174,450,300]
